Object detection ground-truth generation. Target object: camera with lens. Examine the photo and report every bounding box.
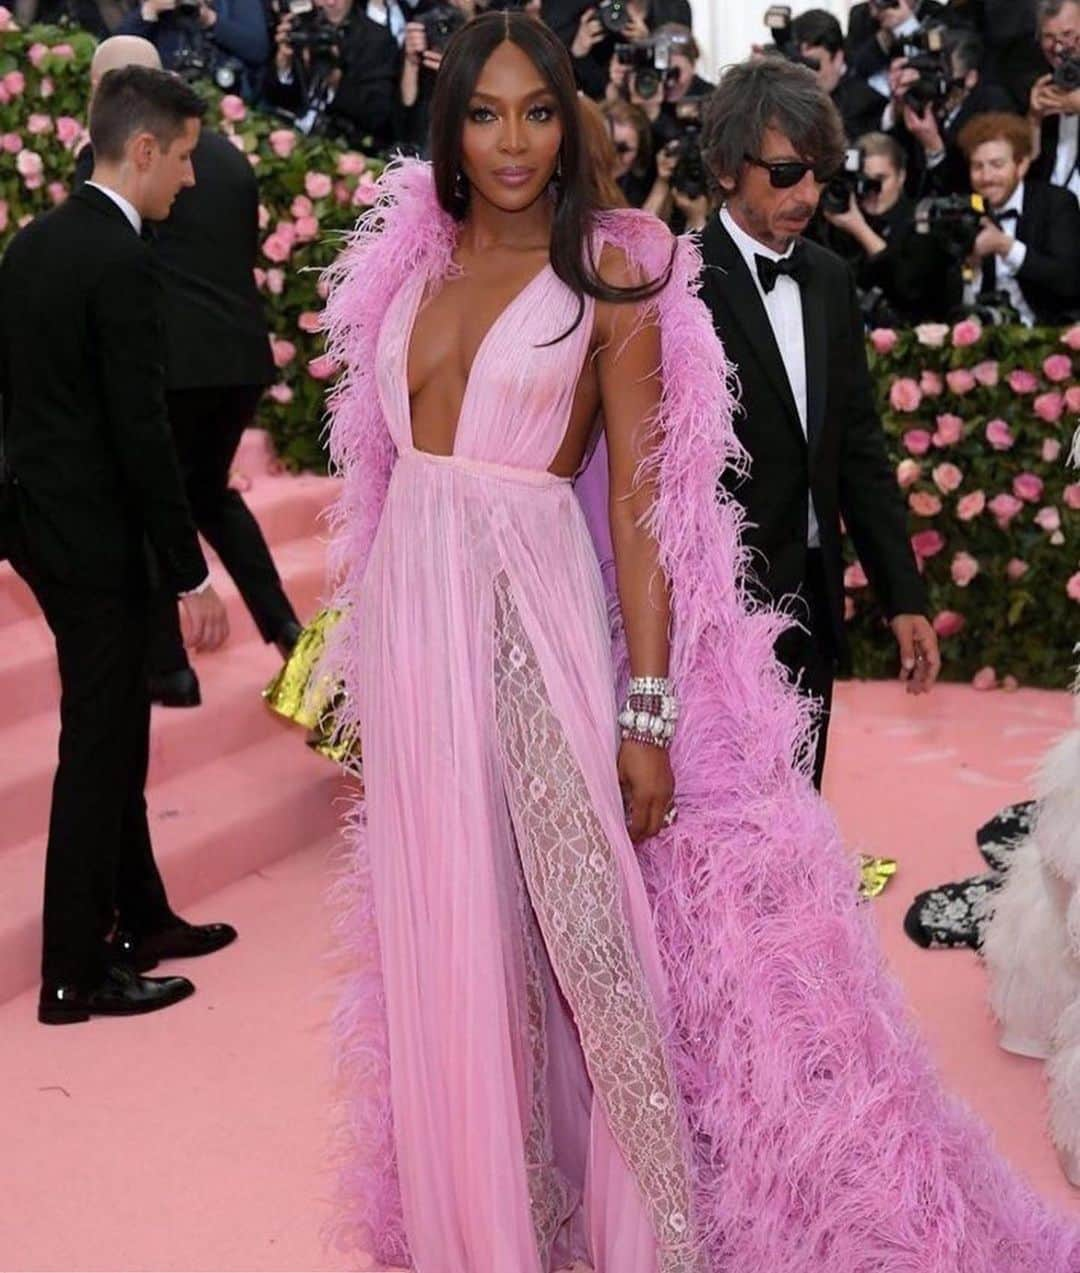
[1052,55,1080,92]
[418,2,466,53]
[615,35,680,100]
[899,23,952,116]
[660,96,707,201]
[859,285,902,330]
[763,4,792,48]
[914,191,985,259]
[283,0,339,54]
[959,291,1021,326]
[164,0,247,91]
[822,146,883,215]
[598,0,632,35]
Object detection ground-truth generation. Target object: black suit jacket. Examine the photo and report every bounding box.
[846,0,951,79]
[0,186,206,592]
[75,131,274,392]
[698,215,927,656]
[896,81,1018,199]
[946,179,1080,324]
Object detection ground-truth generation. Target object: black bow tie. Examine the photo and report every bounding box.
[755,245,811,293]
[994,208,1019,223]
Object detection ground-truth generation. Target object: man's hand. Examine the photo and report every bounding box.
[198,0,217,27]
[403,20,426,66]
[825,192,869,237]
[180,586,229,653]
[673,188,710,230]
[902,100,945,154]
[972,217,1014,259]
[1029,73,1080,121]
[891,614,940,694]
[571,6,604,58]
[274,12,295,73]
[622,7,649,42]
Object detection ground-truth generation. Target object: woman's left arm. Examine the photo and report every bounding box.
[596,248,674,844]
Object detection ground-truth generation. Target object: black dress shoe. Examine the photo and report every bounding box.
[274,619,304,659]
[148,667,201,708]
[135,919,238,966]
[38,964,195,1025]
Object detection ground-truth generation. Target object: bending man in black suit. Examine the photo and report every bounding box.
[0,67,237,1025]
[698,57,940,790]
[83,37,301,709]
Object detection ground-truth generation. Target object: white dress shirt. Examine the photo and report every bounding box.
[720,206,820,548]
[1052,113,1080,201]
[963,181,1035,327]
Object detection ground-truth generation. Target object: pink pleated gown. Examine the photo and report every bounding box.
[354,258,698,1273]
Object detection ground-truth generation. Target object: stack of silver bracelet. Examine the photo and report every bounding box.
[617,676,678,750]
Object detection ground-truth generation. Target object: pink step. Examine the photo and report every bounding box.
[0,730,349,1005]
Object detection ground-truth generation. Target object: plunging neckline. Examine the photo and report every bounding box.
[402,258,554,457]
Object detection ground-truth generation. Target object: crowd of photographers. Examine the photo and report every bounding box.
[18,0,1080,327]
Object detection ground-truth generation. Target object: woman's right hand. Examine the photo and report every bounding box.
[571,6,604,58]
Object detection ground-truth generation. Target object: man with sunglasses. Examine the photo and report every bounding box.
[698,57,938,791]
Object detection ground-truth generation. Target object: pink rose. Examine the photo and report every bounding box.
[1068,572,1080,603]
[844,561,869,589]
[0,200,7,233]
[1006,558,1029,581]
[1002,676,1019,693]
[916,322,949,348]
[51,42,73,58]
[219,94,246,122]
[268,383,294,405]
[46,181,65,205]
[902,428,932,456]
[911,529,945,559]
[972,360,999,388]
[55,115,81,149]
[896,458,922,488]
[39,75,53,99]
[889,377,922,413]
[352,173,380,207]
[933,610,966,638]
[3,70,25,96]
[989,492,1024,528]
[253,267,266,289]
[337,150,367,176]
[985,418,1015,451]
[274,220,296,247]
[972,666,998,691]
[1043,438,1062,463]
[1008,369,1038,394]
[0,6,16,29]
[15,148,43,189]
[870,327,898,355]
[26,113,52,135]
[956,490,985,521]
[266,268,284,295]
[270,337,296,368]
[297,310,322,334]
[932,413,963,446]
[290,194,313,218]
[844,596,856,621]
[1012,472,1044,503]
[1067,386,1080,415]
[920,370,944,397]
[1063,483,1080,510]
[269,128,296,158]
[307,354,339,380]
[294,215,319,242]
[1,132,21,153]
[1035,505,1061,533]
[909,490,942,517]
[946,368,976,395]
[951,318,982,347]
[950,551,979,587]
[1043,353,1073,383]
[262,232,292,264]
[932,462,963,493]
[28,40,47,67]
[1034,392,1064,424]
[1062,325,1080,352]
[258,204,270,230]
[304,171,333,200]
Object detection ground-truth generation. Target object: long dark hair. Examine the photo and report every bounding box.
[428,11,672,331]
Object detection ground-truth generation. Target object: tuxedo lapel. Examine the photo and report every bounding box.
[800,250,827,464]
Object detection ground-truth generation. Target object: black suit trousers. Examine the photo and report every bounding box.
[773,548,837,791]
[149,385,297,673]
[9,534,177,987]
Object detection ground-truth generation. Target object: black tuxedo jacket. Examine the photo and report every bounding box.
[1030,114,1080,189]
[946,179,1080,324]
[897,81,1018,199]
[698,216,927,656]
[75,131,274,392]
[0,185,206,593]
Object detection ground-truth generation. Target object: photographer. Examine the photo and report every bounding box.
[846,0,952,90]
[942,111,1080,324]
[600,97,654,205]
[822,131,949,322]
[546,0,692,100]
[790,9,887,141]
[1028,0,1080,199]
[118,0,269,99]
[266,0,403,147]
[399,0,473,153]
[889,27,1016,197]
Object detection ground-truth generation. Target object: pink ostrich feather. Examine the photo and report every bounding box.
[320,162,1080,1271]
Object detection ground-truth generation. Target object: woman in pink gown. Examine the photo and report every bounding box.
[321,12,1080,1273]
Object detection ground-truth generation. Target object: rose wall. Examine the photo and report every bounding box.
[2,17,1077,686]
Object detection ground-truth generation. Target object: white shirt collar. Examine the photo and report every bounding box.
[996,180,1025,219]
[85,181,142,236]
[719,205,795,272]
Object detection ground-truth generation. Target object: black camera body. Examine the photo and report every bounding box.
[915,192,984,260]
[419,3,466,52]
[615,34,680,100]
[1052,56,1080,92]
[663,96,707,201]
[598,0,631,35]
[900,24,952,116]
[763,4,792,48]
[822,147,883,215]
[280,0,339,54]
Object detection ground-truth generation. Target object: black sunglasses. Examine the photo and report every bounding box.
[613,140,635,156]
[743,154,837,188]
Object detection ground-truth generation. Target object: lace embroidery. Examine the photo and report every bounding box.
[492,573,699,1272]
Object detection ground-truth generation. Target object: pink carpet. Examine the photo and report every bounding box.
[0,433,1075,1270]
